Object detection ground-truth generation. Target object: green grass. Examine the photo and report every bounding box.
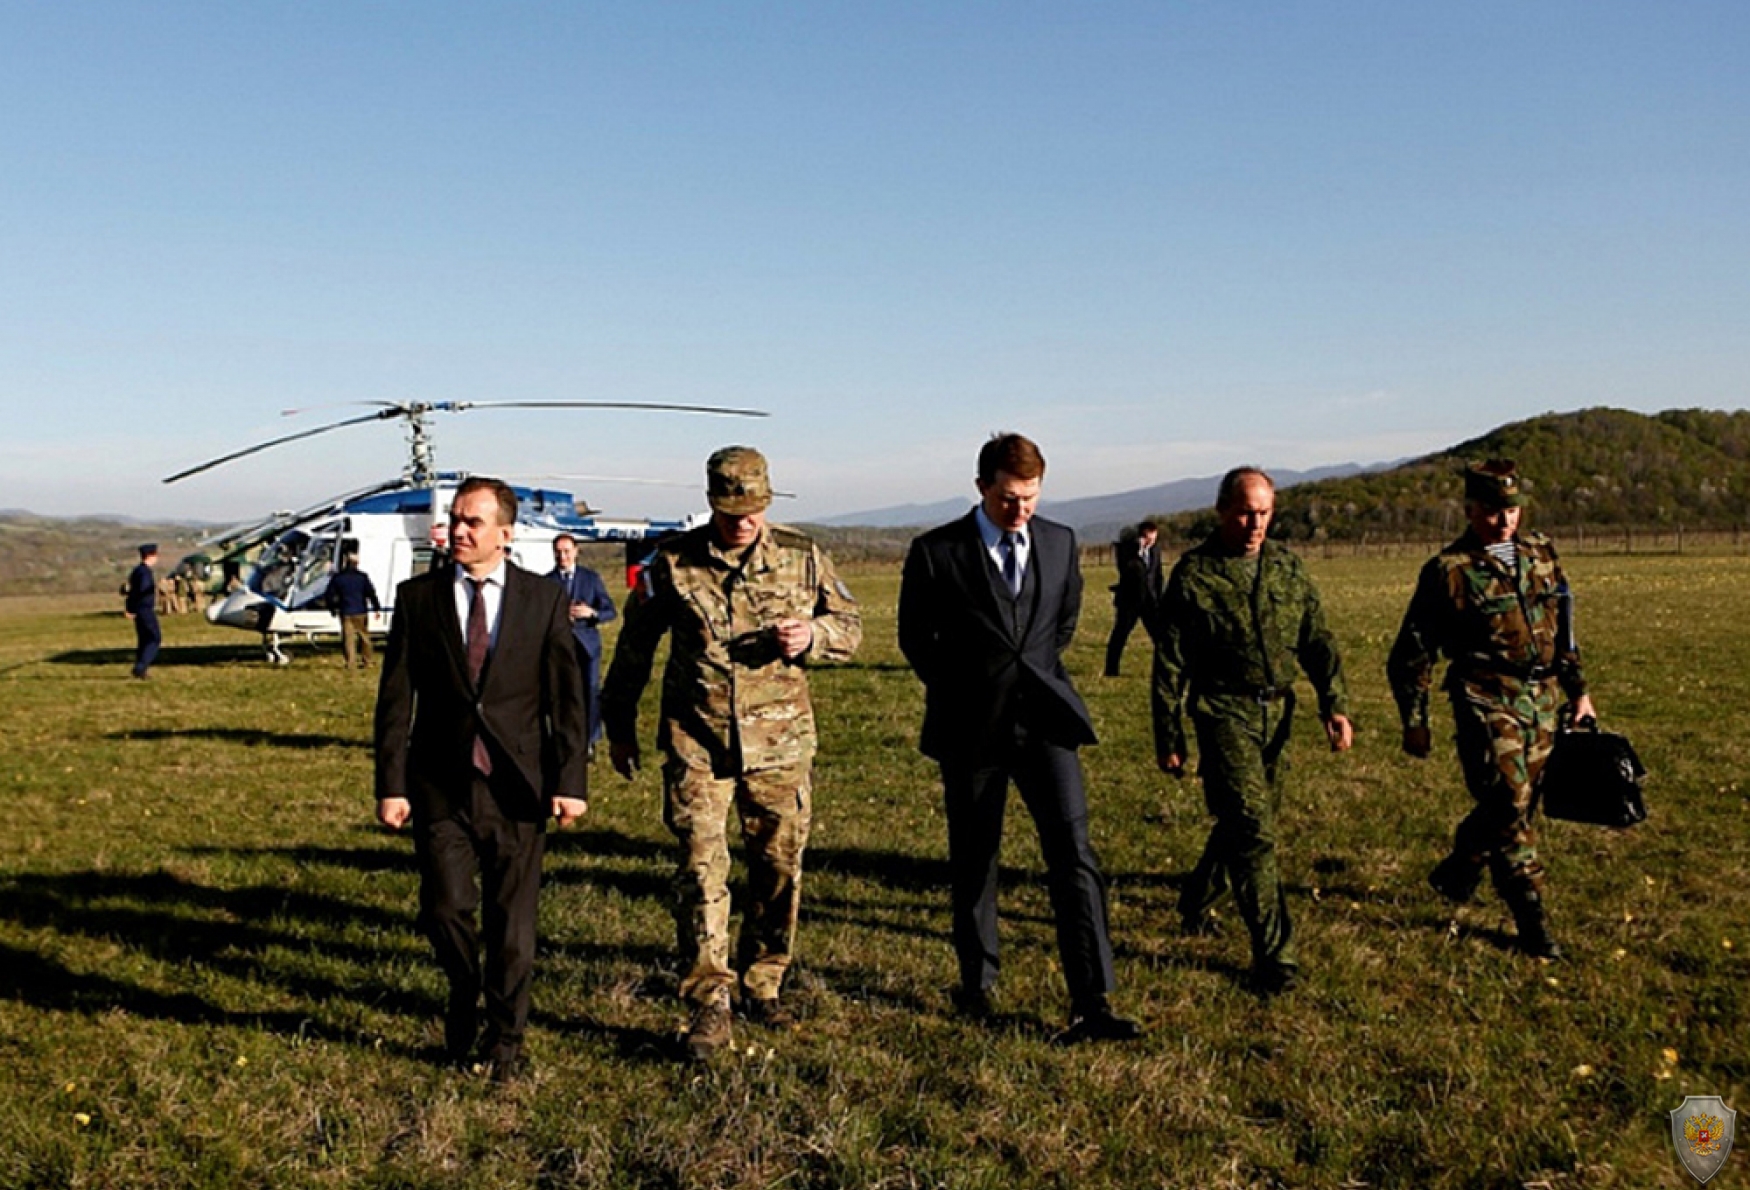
[0,556,1745,1189]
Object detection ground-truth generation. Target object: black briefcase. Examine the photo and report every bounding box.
[1537,716,1648,828]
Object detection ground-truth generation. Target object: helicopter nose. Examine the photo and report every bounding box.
[209,589,266,629]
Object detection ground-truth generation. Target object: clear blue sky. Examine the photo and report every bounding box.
[4,1,1745,524]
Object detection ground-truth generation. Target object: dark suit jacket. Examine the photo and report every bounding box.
[898,511,1098,764]
[545,565,618,661]
[1110,537,1163,610]
[374,562,589,822]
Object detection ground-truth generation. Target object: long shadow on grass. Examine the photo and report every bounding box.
[48,643,269,667]
[0,868,429,1058]
[106,726,368,750]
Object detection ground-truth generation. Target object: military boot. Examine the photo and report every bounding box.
[685,992,734,1062]
[1428,855,1482,904]
[1505,888,1563,960]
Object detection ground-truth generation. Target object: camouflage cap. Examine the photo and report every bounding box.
[1463,459,1524,508]
[706,446,773,515]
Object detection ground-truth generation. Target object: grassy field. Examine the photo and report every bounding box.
[0,553,1744,1189]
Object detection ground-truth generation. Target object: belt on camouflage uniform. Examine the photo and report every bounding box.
[1456,659,1556,682]
[1200,683,1295,704]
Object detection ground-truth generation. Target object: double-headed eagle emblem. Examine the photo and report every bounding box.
[1684,1111,1725,1157]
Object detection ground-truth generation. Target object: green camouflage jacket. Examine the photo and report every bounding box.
[601,522,862,773]
[1386,530,1586,730]
[1149,537,1349,761]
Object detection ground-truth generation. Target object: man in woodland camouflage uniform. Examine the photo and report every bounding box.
[1387,460,1595,959]
[602,447,862,1061]
[1149,467,1353,995]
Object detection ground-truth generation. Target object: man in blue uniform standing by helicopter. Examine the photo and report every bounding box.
[548,533,617,747]
[122,543,161,679]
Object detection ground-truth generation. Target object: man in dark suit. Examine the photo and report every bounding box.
[898,433,1141,1044]
[546,533,617,745]
[1103,520,1162,676]
[374,477,589,1080]
[122,543,161,679]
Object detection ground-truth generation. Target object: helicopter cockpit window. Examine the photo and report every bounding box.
[255,531,308,599]
[293,535,341,599]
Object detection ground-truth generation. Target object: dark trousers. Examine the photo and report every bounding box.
[940,726,1116,1004]
[575,642,602,744]
[1103,601,1143,675]
[413,775,546,1060]
[132,610,161,677]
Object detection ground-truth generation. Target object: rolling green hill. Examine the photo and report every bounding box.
[1158,406,1750,544]
[0,515,204,597]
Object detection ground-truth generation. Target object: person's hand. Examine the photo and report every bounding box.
[1402,726,1432,759]
[377,797,412,830]
[1571,693,1598,724]
[1325,714,1354,753]
[570,601,596,623]
[774,618,813,660]
[610,740,640,780]
[123,611,135,621]
[551,797,588,827]
[1157,753,1186,778]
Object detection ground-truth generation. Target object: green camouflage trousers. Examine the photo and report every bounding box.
[1446,678,1560,895]
[663,755,813,1005]
[1182,694,1298,976]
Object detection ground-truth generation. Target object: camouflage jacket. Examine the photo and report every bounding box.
[1149,537,1348,761]
[601,522,861,773]
[1385,530,1586,731]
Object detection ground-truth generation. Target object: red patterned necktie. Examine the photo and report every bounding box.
[466,577,492,775]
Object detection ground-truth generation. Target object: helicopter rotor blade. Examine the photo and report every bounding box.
[279,400,402,418]
[453,400,769,419]
[162,409,401,484]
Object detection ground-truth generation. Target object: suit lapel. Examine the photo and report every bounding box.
[1016,522,1052,641]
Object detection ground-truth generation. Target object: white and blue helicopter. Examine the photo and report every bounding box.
[166,399,763,664]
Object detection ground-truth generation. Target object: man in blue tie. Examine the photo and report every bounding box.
[899,433,1141,1044]
[548,534,618,746]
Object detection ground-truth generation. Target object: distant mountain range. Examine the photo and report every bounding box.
[815,463,1376,537]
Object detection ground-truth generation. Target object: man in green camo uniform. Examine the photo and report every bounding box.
[602,446,862,1060]
[1149,467,1353,995]
[1386,459,1596,959]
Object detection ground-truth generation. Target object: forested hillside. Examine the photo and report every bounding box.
[0,515,203,596]
[1157,407,1750,543]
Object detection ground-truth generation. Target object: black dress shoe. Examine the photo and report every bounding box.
[484,1052,530,1084]
[950,986,996,1021]
[1249,964,1299,998]
[1053,998,1144,1045]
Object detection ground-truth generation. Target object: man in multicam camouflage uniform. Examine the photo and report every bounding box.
[1387,459,1596,960]
[1149,467,1353,995]
[601,446,862,1061]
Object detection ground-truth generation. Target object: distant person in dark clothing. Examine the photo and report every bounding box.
[326,553,382,669]
[122,543,161,679]
[1104,521,1162,676]
[546,534,617,745]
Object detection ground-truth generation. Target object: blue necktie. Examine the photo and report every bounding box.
[1001,532,1023,596]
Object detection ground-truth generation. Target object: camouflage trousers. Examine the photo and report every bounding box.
[1182,694,1298,976]
[662,754,813,1005]
[1445,678,1560,896]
